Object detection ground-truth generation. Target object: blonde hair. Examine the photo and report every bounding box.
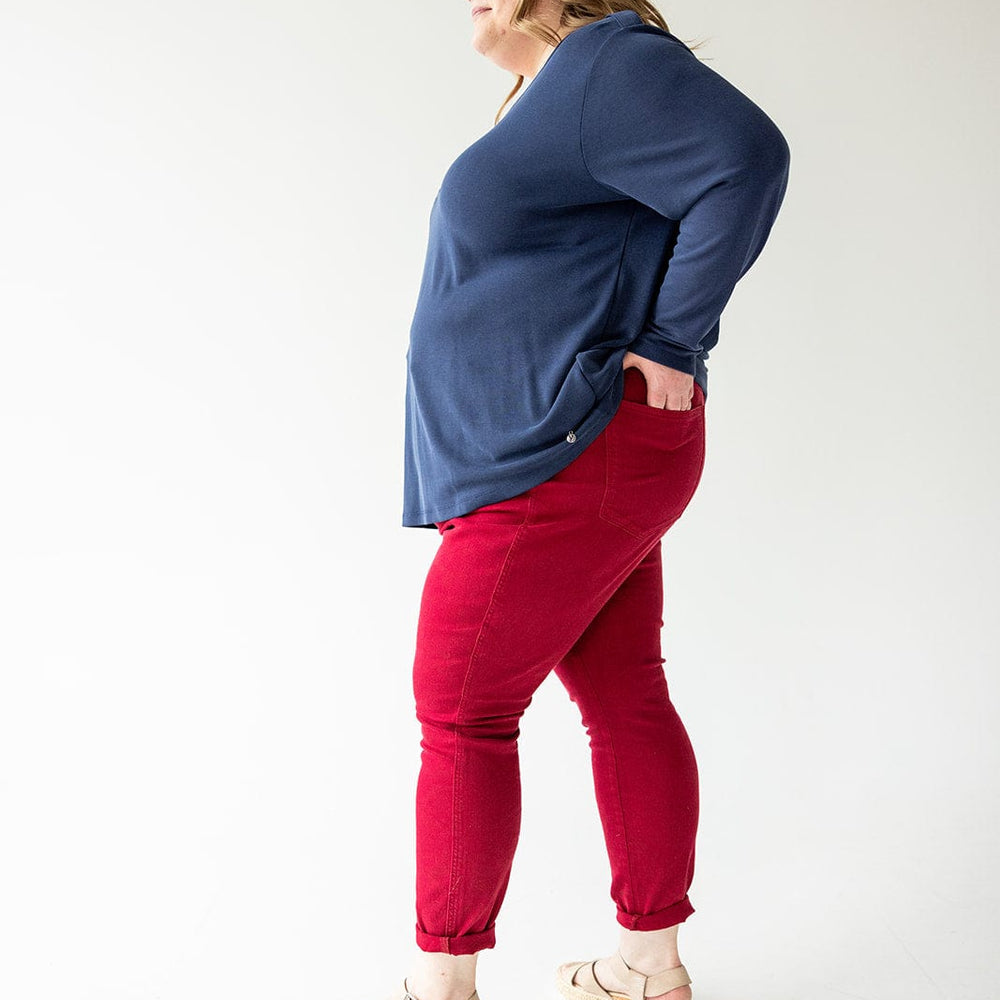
[495,1,707,125]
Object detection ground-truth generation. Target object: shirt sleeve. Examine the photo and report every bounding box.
[580,26,791,377]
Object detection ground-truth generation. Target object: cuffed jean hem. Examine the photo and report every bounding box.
[415,924,496,955]
[616,896,695,931]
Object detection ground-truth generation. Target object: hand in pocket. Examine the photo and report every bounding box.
[623,350,695,410]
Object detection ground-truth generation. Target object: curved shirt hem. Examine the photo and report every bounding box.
[401,385,623,529]
[400,367,707,529]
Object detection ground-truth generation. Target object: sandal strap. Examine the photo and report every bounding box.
[608,954,691,1000]
[567,961,615,1000]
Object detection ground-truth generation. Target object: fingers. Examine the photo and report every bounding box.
[664,392,693,411]
[623,360,694,409]
[648,388,693,410]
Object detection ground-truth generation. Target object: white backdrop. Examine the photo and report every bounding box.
[1,2,997,999]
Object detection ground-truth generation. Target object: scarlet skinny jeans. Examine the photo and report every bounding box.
[412,367,706,955]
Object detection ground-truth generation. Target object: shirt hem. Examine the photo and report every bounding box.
[400,361,708,529]
[401,386,622,529]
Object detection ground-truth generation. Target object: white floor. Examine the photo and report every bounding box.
[425,830,998,1000]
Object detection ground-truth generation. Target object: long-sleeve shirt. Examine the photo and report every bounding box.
[402,8,790,529]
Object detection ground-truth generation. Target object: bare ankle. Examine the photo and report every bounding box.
[406,951,478,1000]
[405,979,476,1000]
[618,925,682,972]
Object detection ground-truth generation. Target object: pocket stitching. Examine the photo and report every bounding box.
[598,414,705,538]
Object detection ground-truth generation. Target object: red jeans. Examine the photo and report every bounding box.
[413,367,706,954]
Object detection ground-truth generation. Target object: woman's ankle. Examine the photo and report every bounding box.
[406,950,478,1000]
[618,925,683,972]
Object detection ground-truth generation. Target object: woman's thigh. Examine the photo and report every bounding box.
[414,377,706,718]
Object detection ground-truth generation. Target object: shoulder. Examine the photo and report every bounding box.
[561,10,693,67]
[583,16,763,116]
[578,15,719,115]
[580,16,790,175]
[582,11,696,65]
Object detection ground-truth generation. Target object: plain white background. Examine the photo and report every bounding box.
[1,2,997,998]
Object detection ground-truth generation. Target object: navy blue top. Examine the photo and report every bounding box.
[402,9,790,528]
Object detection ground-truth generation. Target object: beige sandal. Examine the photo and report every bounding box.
[556,952,691,1000]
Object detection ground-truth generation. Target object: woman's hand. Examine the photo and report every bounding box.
[622,350,695,410]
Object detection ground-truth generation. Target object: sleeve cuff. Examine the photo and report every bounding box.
[626,333,701,378]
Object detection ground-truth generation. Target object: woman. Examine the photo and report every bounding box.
[398,2,790,999]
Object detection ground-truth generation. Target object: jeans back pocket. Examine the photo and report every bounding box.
[598,374,706,538]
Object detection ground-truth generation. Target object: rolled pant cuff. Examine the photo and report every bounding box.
[616,896,695,931]
[415,923,496,955]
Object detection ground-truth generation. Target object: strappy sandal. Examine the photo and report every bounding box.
[556,952,691,1000]
[398,980,479,1000]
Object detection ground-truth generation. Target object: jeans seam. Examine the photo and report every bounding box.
[572,643,638,919]
[446,493,533,936]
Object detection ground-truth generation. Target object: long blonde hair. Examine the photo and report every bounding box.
[495,1,707,124]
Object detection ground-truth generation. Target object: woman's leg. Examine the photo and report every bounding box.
[554,537,699,931]
[410,488,652,959]
[407,366,706,995]
[553,537,698,998]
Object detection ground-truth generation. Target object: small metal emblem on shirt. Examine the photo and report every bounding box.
[566,430,577,443]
